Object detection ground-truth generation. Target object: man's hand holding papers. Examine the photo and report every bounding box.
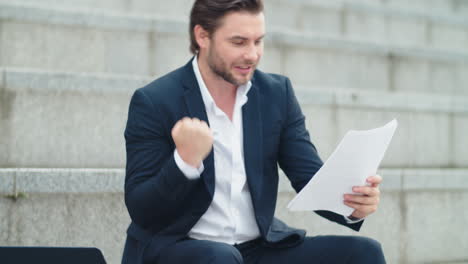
[344,174,382,220]
[287,120,398,219]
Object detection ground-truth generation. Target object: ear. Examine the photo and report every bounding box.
[194,25,210,50]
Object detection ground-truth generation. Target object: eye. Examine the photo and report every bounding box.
[232,40,244,46]
[255,39,263,45]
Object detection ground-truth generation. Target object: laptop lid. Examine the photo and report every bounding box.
[0,247,106,264]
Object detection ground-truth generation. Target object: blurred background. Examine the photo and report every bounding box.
[0,0,467,263]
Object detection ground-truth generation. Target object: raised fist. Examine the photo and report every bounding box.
[171,117,213,168]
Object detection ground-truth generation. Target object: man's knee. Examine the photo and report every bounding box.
[158,240,243,264]
[349,236,385,263]
[205,243,243,264]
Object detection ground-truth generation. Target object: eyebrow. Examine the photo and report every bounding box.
[228,34,265,41]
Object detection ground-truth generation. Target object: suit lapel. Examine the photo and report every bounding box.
[179,59,264,202]
[242,80,264,208]
[181,59,215,197]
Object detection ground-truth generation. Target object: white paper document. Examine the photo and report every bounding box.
[287,119,398,216]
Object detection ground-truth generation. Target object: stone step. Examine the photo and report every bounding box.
[268,0,468,52]
[368,0,468,16]
[1,2,467,94]
[1,68,467,168]
[8,0,468,17]
[3,0,468,51]
[2,167,467,195]
[1,167,467,264]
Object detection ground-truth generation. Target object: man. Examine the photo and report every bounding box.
[122,0,386,263]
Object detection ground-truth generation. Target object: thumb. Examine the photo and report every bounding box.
[171,120,182,138]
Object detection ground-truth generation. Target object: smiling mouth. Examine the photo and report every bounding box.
[234,65,254,74]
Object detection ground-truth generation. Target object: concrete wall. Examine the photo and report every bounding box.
[1,0,467,263]
[1,169,468,263]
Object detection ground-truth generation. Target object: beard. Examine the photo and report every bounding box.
[206,44,257,86]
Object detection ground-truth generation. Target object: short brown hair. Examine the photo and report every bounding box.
[189,0,264,54]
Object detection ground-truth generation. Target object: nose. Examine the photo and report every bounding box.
[244,43,259,62]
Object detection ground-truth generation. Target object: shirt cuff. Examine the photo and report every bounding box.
[344,215,364,224]
[174,149,204,179]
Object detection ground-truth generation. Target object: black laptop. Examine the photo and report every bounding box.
[0,247,106,264]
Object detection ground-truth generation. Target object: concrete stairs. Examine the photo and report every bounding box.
[1,0,467,263]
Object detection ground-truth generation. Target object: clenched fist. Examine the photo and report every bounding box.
[171,117,214,168]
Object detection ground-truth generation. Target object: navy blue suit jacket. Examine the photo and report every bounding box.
[122,58,363,263]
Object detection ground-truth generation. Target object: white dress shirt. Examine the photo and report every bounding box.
[174,56,260,244]
[174,57,363,244]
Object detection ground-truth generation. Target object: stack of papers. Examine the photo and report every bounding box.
[287,119,398,216]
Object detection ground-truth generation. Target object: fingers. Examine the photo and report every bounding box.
[171,117,213,167]
[344,193,379,218]
[345,201,378,217]
[366,174,382,187]
[171,119,183,136]
[352,186,380,197]
[344,193,379,205]
[172,117,209,130]
[343,176,382,218]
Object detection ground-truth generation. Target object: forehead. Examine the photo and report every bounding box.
[216,11,265,38]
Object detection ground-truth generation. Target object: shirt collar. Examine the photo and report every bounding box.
[192,56,251,115]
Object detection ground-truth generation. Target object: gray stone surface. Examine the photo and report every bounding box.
[379,169,403,191]
[0,69,145,168]
[2,1,468,80]
[0,168,125,193]
[0,193,129,264]
[279,164,467,194]
[129,0,193,18]
[402,169,468,190]
[302,106,338,160]
[150,32,192,76]
[335,109,451,167]
[387,16,427,48]
[345,9,386,43]
[460,64,468,95]
[391,57,465,94]
[4,67,150,93]
[390,57,428,92]
[0,2,155,32]
[383,0,457,15]
[454,114,468,167]
[297,2,342,36]
[2,68,468,168]
[1,168,467,263]
[4,90,130,168]
[0,21,152,76]
[6,0,468,51]
[298,88,468,113]
[258,44,282,74]
[15,168,124,193]
[9,167,462,196]
[264,0,301,31]
[430,62,459,94]
[431,23,468,51]
[405,191,468,263]
[0,198,12,245]
[0,172,14,193]
[283,47,390,91]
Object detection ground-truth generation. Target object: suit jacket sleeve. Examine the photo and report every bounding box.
[277,78,363,231]
[124,89,198,228]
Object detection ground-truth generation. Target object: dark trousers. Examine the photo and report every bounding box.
[157,235,386,264]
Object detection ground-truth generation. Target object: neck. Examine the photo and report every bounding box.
[196,55,238,121]
[197,55,237,101]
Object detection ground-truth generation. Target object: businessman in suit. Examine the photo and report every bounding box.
[122,0,386,263]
